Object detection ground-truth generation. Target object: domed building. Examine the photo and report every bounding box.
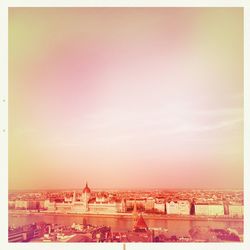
[69,182,92,213]
[83,182,91,193]
[70,182,126,214]
[81,182,91,212]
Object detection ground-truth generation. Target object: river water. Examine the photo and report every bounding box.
[9,214,243,237]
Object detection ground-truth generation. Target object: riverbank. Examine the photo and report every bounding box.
[8,210,243,222]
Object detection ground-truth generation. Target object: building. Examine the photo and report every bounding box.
[82,182,91,211]
[133,214,148,232]
[15,200,28,209]
[8,200,16,209]
[125,214,152,242]
[44,200,56,211]
[154,202,165,213]
[70,183,91,213]
[12,200,44,211]
[166,200,190,215]
[44,182,125,214]
[194,203,209,216]
[126,199,146,211]
[88,199,126,214]
[178,200,190,215]
[145,197,155,211]
[228,204,244,217]
[166,201,179,214]
[208,204,224,216]
[195,203,224,216]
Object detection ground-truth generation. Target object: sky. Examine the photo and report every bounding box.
[9,8,243,190]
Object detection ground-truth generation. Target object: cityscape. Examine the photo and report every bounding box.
[8,7,243,245]
[8,183,244,242]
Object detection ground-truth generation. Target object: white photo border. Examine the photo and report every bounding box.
[0,1,249,250]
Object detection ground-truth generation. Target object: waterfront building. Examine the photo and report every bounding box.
[228,204,244,217]
[27,201,38,210]
[166,201,179,214]
[44,182,125,214]
[88,199,126,214]
[177,200,190,215]
[154,202,165,213]
[125,199,134,210]
[15,200,28,209]
[44,200,56,211]
[8,200,16,209]
[195,203,224,216]
[55,202,72,212]
[166,200,190,215]
[82,182,91,211]
[145,197,155,211]
[38,200,45,210]
[208,204,224,216]
[12,200,44,211]
[126,199,146,211]
[194,203,209,216]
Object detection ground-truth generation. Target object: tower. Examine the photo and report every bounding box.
[121,198,126,213]
[133,213,148,232]
[133,199,137,213]
[72,191,76,205]
[132,199,138,223]
[82,217,87,226]
[82,182,91,212]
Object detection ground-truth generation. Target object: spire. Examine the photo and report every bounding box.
[133,213,148,232]
[133,199,137,214]
[132,199,138,223]
[82,217,87,226]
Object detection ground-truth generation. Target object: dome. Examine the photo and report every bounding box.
[83,182,91,193]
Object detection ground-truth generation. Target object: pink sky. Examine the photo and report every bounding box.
[9,8,243,190]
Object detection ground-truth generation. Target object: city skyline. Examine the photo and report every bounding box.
[9,8,243,190]
[9,186,244,242]
[8,183,244,192]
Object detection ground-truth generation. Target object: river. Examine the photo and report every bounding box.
[8,213,243,237]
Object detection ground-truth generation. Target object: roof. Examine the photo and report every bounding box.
[195,202,224,206]
[133,214,148,232]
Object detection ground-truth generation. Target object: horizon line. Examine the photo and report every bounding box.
[8,187,244,192]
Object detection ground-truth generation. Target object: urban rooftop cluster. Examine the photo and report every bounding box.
[9,183,244,217]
